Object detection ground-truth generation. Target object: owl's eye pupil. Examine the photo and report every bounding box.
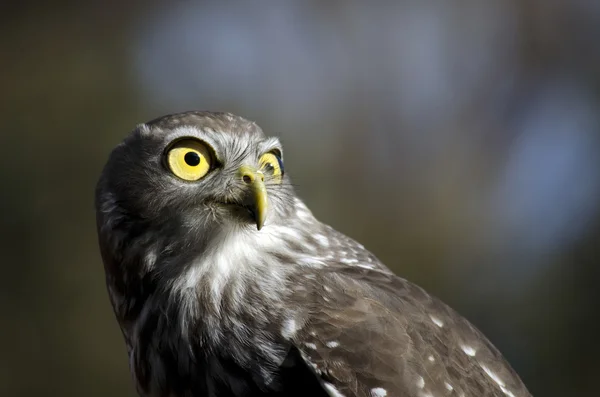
[265,163,274,173]
[184,152,201,166]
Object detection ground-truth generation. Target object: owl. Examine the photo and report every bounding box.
[95,111,532,397]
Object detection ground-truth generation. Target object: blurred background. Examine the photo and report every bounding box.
[1,1,599,396]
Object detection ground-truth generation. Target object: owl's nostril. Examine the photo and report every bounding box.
[242,175,252,184]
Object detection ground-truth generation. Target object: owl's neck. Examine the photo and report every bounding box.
[102,197,323,324]
[171,225,292,318]
[165,200,324,335]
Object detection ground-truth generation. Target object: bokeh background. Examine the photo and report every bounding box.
[2,1,599,396]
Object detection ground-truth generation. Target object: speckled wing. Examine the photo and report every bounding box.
[292,265,532,397]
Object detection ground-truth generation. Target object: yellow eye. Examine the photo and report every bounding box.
[166,139,212,181]
[259,152,284,182]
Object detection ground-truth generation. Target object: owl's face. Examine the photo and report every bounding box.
[98,113,296,242]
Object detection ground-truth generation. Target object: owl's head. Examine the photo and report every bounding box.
[96,112,297,246]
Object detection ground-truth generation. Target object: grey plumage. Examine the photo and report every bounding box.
[95,111,532,397]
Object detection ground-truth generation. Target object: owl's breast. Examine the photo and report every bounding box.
[127,289,295,397]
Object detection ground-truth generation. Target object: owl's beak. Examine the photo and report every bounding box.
[239,166,268,230]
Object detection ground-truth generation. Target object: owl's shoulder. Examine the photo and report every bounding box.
[288,262,531,397]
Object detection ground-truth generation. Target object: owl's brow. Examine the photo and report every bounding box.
[259,137,283,157]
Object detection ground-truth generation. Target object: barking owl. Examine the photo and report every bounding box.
[95,111,532,397]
